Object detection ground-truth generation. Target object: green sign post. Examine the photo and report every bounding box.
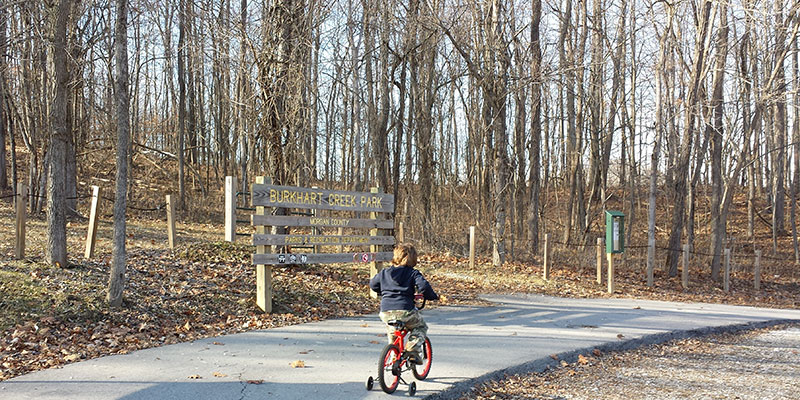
[605,210,625,254]
[604,210,624,294]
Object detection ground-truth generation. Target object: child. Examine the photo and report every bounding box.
[369,243,439,364]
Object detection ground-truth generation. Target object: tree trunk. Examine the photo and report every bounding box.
[665,0,712,277]
[108,0,130,308]
[772,0,788,236]
[526,0,542,256]
[47,0,70,268]
[709,4,729,281]
[0,1,6,191]
[177,0,187,209]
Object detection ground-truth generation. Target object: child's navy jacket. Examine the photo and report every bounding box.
[369,266,439,312]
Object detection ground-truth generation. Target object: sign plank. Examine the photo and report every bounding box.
[252,234,395,246]
[252,251,394,265]
[251,214,395,229]
[251,184,395,212]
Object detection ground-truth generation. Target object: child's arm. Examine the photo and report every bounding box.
[369,272,381,295]
[413,270,439,301]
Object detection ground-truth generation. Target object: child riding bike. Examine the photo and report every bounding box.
[369,243,439,364]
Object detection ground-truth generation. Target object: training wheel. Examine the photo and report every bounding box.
[408,381,417,396]
[366,376,374,391]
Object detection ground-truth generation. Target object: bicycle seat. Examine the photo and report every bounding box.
[387,320,405,329]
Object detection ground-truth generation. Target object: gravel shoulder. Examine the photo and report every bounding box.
[460,323,800,400]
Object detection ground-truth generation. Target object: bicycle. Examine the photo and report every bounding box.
[366,294,433,396]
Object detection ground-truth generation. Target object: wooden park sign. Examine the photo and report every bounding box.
[250,178,395,312]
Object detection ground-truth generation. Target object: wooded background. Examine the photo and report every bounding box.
[0,0,798,288]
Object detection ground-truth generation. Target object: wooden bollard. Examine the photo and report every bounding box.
[469,226,476,269]
[646,238,654,287]
[369,187,383,299]
[724,248,731,292]
[607,252,615,293]
[681,244,689,289]
[754,250,761,290]
[224,176,236,242]
[596,238,603,284]
[166,194,176,249]
[15,182,27,259]
[84,186,101,259]
[543,233,550,280]
[254,176,273,313]
[398,222,405,243]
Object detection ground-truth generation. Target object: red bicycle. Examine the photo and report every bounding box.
[366,294,433,396]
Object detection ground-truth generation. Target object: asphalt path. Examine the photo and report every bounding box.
[3,294,800,400]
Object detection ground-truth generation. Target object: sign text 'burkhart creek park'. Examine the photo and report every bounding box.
[252,184,395,213]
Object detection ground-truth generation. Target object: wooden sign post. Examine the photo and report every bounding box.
[543,233,550,280]
[15,183,27,260]
[596,237,603,284]
[469,226,476,270]
[84,185,101,259]
[224,176,236,242]
[166,194,176,249]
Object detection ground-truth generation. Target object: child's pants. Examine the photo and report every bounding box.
[379,309,428,355]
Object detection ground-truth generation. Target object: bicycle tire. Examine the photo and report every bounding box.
[378,344,401,393]
[412,337,432,380]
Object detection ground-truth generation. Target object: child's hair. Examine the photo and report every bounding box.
[392,243,418,267]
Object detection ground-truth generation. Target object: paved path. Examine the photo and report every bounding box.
[3,294,800,400]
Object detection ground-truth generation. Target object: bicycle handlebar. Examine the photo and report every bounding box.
[414,293,426,310]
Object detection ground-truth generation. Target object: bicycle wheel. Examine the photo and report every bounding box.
[378,344,401,393]
[412,337,432,380]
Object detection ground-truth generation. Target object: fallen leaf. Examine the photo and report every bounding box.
[578,354,589,365]
[188,375,202,379]
[290,360,306,368]
[212,341,224,346]
[212,371,227,378]
[592,348,602,357]
[617,334,625,339]
[360,323,369,328]
[560,360,569,367]
[246,380,264,384]
[369,340,381,344]
[550,354,559,360]
[64,354,80,362]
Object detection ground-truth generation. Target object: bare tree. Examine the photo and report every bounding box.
[108,0,130,307]
[46,0,71,268]
[665,0,712,277]
[526,0,543,256]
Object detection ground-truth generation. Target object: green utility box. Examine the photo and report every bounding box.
[605,210,625,254]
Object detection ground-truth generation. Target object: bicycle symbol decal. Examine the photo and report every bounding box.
[353,252,376,263]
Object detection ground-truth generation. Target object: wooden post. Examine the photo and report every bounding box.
[337,227,344,253]
[607,253,615,293]
[224,176,236,242]
[596,238,603,284]
[398,222,405,243]
[754,250,761,290]
[15,182,27,260]
[369,187,383,299]
[543,233,550,280]
[166,194,176,249]
[724,248,731,292]
[84,185,101,259]
[681,244,689,289]
[255,176,273,312]
[469,226,476,269]
[646,238,655,287]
